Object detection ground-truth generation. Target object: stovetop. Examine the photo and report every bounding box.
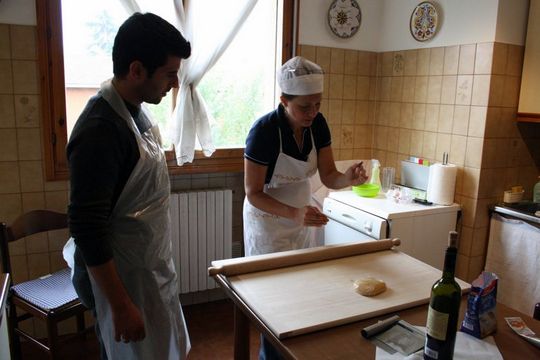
[493,201,540,224]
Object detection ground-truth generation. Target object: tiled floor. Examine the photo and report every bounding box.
[21,299,261,359]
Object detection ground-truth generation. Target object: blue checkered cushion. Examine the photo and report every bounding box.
[11,268,79,311]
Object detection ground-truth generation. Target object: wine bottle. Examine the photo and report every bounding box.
[424,231,461,360]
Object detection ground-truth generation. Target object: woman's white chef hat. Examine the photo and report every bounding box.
[277,56,324,96]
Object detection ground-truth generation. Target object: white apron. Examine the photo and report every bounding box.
[65,80,190,359]
[243,127,318,256]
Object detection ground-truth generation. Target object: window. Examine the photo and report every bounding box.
[37,0,296,180]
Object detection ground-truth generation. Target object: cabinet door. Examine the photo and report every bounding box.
[518,0,540,122]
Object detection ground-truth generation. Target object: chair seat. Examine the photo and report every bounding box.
[11,268,78,311]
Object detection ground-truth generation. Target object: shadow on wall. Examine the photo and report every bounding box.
[517,122,540,169]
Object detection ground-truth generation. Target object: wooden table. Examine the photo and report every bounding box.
[210,241,540,359]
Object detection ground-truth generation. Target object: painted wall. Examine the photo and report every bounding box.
[0,0,35,25]
[298,0,529,52]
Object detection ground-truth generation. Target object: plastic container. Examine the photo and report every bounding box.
[369,159,381,188]
[353,183,380,197]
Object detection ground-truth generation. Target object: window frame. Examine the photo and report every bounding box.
[37,0,297,180]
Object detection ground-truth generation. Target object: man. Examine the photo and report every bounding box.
[65,13,191,359]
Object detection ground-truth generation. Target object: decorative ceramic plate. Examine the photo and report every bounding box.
[327,0,361,39]
[410,1,439,42]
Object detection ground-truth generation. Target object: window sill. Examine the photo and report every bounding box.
[166,148,244,175]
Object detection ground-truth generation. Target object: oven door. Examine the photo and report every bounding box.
[323,197,388,245]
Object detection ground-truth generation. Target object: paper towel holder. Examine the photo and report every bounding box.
[442,152,448,165]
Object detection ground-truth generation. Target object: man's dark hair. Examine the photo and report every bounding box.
[112,12,191,78]
[281,93,297,101]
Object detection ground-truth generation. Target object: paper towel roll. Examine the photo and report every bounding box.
[427,163,457,205]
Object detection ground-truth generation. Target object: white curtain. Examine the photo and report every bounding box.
[118,0,259,165]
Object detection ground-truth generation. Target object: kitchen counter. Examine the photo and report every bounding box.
[328,190,460,220]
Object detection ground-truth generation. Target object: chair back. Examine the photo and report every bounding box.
[0,210,67,275]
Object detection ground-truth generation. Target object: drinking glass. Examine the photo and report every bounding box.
[381,167,395,192]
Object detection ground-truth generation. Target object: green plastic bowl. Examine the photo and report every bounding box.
[352,183,380,197]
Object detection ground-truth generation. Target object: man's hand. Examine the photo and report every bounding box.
[113,300,146,343]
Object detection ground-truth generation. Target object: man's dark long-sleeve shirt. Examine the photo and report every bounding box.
[67,94,151,266]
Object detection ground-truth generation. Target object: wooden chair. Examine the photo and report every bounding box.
[535,303,540,321]
[0,210,89,360]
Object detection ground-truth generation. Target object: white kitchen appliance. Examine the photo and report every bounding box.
[323,191,460,270]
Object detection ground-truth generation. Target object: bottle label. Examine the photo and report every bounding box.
[426,306,449,341]
[424,344,439,359]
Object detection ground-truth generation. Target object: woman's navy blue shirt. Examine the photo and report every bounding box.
[245,104,331,184]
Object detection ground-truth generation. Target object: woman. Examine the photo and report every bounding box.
[243,56,368,359]
[243,56,368,257]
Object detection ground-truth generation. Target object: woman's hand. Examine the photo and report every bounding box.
[294,206,328,227]
[346,162,368,186]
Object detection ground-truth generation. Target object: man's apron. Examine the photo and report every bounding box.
[65,80,190,359]
[243,128,318,256]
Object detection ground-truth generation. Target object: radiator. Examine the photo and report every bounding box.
[169,189,233,294]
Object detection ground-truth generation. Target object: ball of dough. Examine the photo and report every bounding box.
[354,277,387,297]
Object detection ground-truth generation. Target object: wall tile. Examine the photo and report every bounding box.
[328,99,342,125]
[25,233,48,254]
[425,104,440,132]
[416,48,431,75]
[10,254,29,284]
[10,25,37,60]
[328,74,344,99]
[387,127,399,152]
[48,228,70,252]
[422,131,437,159]
[491,42,508,75]
[440,76,457,104]
[461,166,480,198]
[426,76,442,103]
[398,128,411,154]
[12,60,38,94]
[468,106,487,138]
[409,130,424,156]
[14,94,40,128]
[488,75,504,107]
[390,77,403,102]
[356,76,370,100]
[450,135,467,166]
[380,77,391,102]
[429,47,444,75]
[316,47,331,74]
[467,255,485,281]
[474,43,493,74]
[357,51,371,76]
[412,103,426,130]
[343,75,356,100]
[353,125,372,148]
[401,76,415,102]
[355,100,369,124]
[501,76,520,107]
[374,125,388,150]
[458,44,476,74]
[403,49,417,76]
[16,128,41,160]
[381,52,393,76]
[459,226,473,256]
[44,190,69,213]
[455,75,473,105]
[484,106,501,138]
[471,74,490,106]
[27,253,50,279]
[414,76,428,103]
[322,74,329,99]
[43,180,69,191]
[400,103,413,129]
[465,137,483,168]
[0,128,18,161]
[331,125,342,149]
[393,52,405,76]
[435,133,451,161]
[0,94,15,127]
[0,24,10,59]
[452,105,470,136]
[438,105,454,134]
[0,161,20,193]
[0,59,14,93]
[299,45,316,62]
[344,50,358,75]
[389,102,401,127]
[506,44,523,76]
[21,192,45,212]
[0,193,22,223]
[460,196,477,227]
[342,100,356,124]
[330,48,345,74]
[443,45,459,75]
[19,160,44,192]
[456,254,470,280]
